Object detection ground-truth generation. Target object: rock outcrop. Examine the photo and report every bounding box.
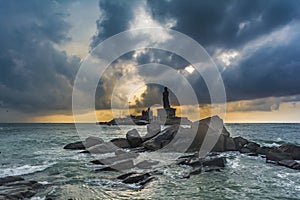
[0,176,45,199]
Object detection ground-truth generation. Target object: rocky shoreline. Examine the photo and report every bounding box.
[64,116,300,188]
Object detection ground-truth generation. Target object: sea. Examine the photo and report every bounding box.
[0,123,299,200]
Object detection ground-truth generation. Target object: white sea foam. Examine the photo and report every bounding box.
[0,163,56,178]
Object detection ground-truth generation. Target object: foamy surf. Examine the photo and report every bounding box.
[0,163,56,178]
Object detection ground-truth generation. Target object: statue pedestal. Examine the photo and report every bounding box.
[157,108,176,121]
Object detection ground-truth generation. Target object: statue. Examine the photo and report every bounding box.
[163,87,170,109]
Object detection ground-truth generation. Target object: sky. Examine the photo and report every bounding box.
[0,0,300,123]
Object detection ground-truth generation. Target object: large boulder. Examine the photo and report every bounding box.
[224,137,237,151]
[126,129,142,148]
[110,138,131,148]
[279,144,300,160]
[188,116,228,152]
[233,136,248,150]
[143,125,179,151]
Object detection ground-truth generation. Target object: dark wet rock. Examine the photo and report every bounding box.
[84,136,104,148]
[233,136,248,150]
[135,160,160,169]
[279,144,300,160]
[122,173,151,184]
[188,116,226,152]
[126,129,143,148]
[0,176,24,186]
[116,172,137,180]
[256,146,272,155]
[90,152,139,165]
[224,137,237,151]
[81,142,118,154]
[143,122,161,142]
[143,125,179,151]
[239,147,252,154]
[110,138,131,148]
[212,135,226,152]
[245,142,260,152]
[278,160,299,168]
[266,151,293,162]
[189,167,202,175]
[0,176,44,200]
[95,160,135,172]
[203,157,226,168]
[203,166,223,172]
[63,141,85,150]
[64,136,104,150]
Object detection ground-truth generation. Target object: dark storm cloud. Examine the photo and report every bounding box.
[92,0,300,110]
[0,0,80,113]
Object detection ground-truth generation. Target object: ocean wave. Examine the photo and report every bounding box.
[0,163,56,178]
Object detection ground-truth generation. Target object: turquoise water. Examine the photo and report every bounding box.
[0,123,299,199]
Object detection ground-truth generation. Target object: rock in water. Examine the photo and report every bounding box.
[90,152,139,165]
[95,160,135,172]
[266,151,293,162]
[84,136,104,148]
[143,122,161,142]
[143,125,179,151]
[81,142,118,154]
[126,129,142,148]
[279,144,300,160]
[188,116,228,152]
[233,136,248,150]
[63,141,85,150]
[110,138,131,148]
[122,173,151,184]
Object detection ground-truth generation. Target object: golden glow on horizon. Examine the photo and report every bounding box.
[25,102,300,123]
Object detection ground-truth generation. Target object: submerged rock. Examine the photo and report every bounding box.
[95,160,135,172]
[63,141,85,150]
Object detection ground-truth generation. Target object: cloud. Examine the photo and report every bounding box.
[0,0,80,114]
[89,0,300,113]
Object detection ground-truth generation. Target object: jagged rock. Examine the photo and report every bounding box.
[110,138,131,148]
[188,116,227,152]
[143,122,161,142]
[63,141,85,150]
[90,152,139,165]
[224,137,237,151]
[143,125,179,151]
[122,173,151,184]
[135,160,160,169]
[95,160,135,172]
[81,142,118,154]
[126,129,143,148]
[266,151,293,162]
[279,144,300,160]
[212,135,226,152]
[233,136,248,150]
